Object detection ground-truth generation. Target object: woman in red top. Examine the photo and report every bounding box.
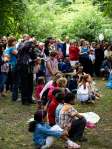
[69,41,80,67]
[47,89,63,126]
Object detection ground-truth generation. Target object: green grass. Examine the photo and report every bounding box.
[0,80,112,149]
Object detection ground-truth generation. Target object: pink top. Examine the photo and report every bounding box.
[35,84,44,100]
[46,58,58,77]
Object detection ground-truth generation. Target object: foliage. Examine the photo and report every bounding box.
[63,8,104,41]
[0,0,112,41]
[0,0,26,36]
[22,0,106,41]
[92,0,112,17]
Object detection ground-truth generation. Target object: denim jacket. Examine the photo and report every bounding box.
[33,123,62,146]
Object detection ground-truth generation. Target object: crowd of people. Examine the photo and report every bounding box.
[0,34,112,148]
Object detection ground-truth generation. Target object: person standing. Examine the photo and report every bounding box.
[69,40,80,67]
[3,36,18,101]
[95,43,104,77]
[46,51,59,82]
[62,36,70,58]
[17,41,37,105]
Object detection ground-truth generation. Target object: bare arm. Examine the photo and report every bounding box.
[12,50,18,55]
[71,112,84,119]
[46,61,54,75]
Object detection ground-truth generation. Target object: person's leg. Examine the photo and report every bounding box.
[6,66,13,92]
[27,73,33,103]
[41,137,54,149]
[69,117,86,141]
[95,61,100,77]
[19,65,28,105]
[20,72,29,105]
[12,68,19,101]
[6,72,11,92]
[1,73,8,95]
[0,73,3,97]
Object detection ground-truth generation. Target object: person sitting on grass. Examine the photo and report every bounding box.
[29,110,80,149]
[88,75,102,99]
[59,93,87,142]
[48,90,64,126]
[55,93,64,125]
[77,74,95,104]
[35,77,45,101]
[100,57,112,80]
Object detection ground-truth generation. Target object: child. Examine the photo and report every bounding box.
[58,57,73,73]
[48,89,63,126]
[0,62,9,98]
[56,77,70,94]
[77,74,95,104]
[36,59,46,81]
[29,110,80,149]
[88,75,101,99]
[76,65,85,82]
[35,77,45,101]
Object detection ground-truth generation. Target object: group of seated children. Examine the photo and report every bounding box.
[29,66,102,148]
[34,64,101,105]
[29,92,86,149]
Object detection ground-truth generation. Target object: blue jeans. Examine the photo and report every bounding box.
[0,72,8,92]
[11,67,21,101]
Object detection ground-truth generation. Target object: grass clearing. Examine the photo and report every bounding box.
[0,80,112,149]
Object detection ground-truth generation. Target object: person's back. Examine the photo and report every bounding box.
[34,123,51,146]
[59,103,77,129]
[35,84,45,100]
[68,77,77,94]
[59,93,87,142]
[48,89,63,126]
[30,110,63,148]
[77,82,89,102]
[55,103,64,125]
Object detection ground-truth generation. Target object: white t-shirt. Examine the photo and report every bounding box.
[89,54,95,62]
[77,83,89,102]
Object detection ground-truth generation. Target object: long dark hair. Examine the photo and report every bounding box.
[28,110,47,132]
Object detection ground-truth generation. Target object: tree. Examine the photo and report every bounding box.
[0,0,26,36]
[92,0,112,17]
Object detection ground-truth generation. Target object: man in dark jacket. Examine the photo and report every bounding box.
[62,37,70,58]
[17,41,37,105]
